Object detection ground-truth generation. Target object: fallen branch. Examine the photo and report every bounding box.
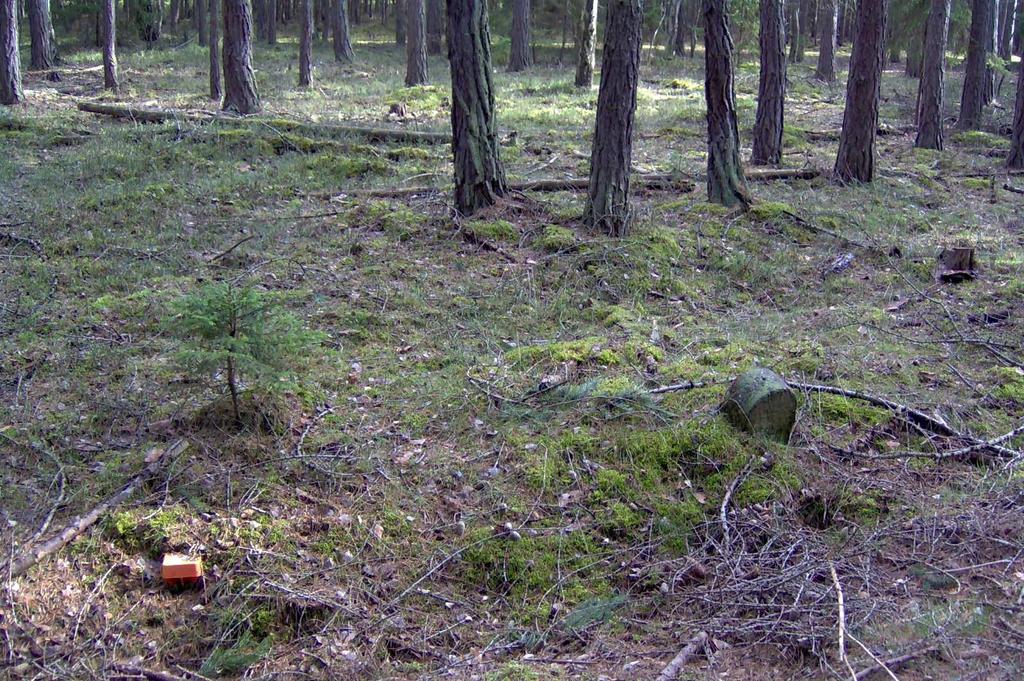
[107,664,193,681]
[851,641,939,680]
[1003,183,1024,195]
[786,381,958,438]
[647,378,1021,460]
[343,167,820,199]
[208,234,257,262]
[831,564,857,681]
[76,101,448,144]
[5,440,189,578]
[655,631,709,681]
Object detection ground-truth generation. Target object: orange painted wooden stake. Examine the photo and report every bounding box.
[162,554,204,588]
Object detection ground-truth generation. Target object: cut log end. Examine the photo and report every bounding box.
[721,368,797,443]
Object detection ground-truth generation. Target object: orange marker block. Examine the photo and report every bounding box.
[162,554,204,588]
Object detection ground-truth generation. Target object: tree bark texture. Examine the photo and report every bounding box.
[333,0,355,60]
[915,0,950,149]
[833,0,887,183]
[997,0,1014,59]
[27,0,57,70]
[508,0,531,71]
[815,0,837,82]
[210,0,223,99]
[1009,56,1024,167]
[752,0,785,166]
[574,0,597,86]
[447,0,507,215]
[223,0,261,113]
[704,0,750,207]
[102,0,118,89]
[787,0,802,63]
[268,0,278,43]
[584,0,642,237]
[959,0,993,129]
[426,0,442,54]
[405,0,427,84]
[197,0,209,45]
[300,0,313,86]
[396,0,406,45]
[0,0,22,104]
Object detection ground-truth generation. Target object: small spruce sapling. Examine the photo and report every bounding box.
[171,282,323,425]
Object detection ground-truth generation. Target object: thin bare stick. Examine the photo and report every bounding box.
[5,440,189,578]
[655,630,709,681]
[831,564,857,681]
[847,632,901,681]
[209,235,257,262]
[851,645,939,680]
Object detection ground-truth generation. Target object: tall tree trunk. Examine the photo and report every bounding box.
[169,0,180,28]
[704,0,750,207]
[959,0,993,129]
[102,0,118,89]
[815,0,837,81]
[1008,56,1024,167]
[210,0,223,99]
[915,0,950,150]
[197,0,208,44]
[574,0,596,87]
[333,0,354,60]
[752,0,785,166]
[998,0,1014,58]
[672,0,687,56]
[508,0,531,71]
[787,0,802,63]
[405,0,427,84]
[584,0,642,237]
[426,0,441,53]
[0,0,22,104]
[905,29,924,78]
[26,0,57,69]
[834,0,887,183]
[1014,0,1022,54]
[223,0,261,113]
[396,0,405,44]
[268,0,278,42]
[299,0,313,85]
[447,0,507,214]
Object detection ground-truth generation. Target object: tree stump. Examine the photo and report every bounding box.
[936,246,977,283]
[721,368,797,443]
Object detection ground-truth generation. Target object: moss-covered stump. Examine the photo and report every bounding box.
[721,368,797,443]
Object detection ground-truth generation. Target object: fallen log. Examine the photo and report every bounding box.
[655,631,709,681]
[76,101,449,144]
[5,439,189,579]
[340,167,820,199]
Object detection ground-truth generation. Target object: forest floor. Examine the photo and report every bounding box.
[2,30,1024,681]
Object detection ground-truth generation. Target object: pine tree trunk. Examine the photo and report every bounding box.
[268,0,278,42]
[915,0,950,150]
[426,0,441,54]
[815,0,837,81]
[0,0,22,104]
[787,0,802,63]
[447,0,507,215]
[672,0,687,56]
[405,0,427,84]
[584,0,642,237]
[704,0,750,207]
[959,0,993,129]
[998,0,1014,58]
[299,0,313,85]
[1014,0,1022,55]
[574,0,596,87]
[396,0,405,44]
[210,0,223,99]
[508,0,531,71]
[169,0,180,28]
[197,0,208,45]
[752,0,785,166]
[223,0,261,113]
[27,0,57,69]
[102,0,118,89]
[1009,56,1024,167]
[333,0,354,60]
[905,31,923,78]
[834,0,887,183]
